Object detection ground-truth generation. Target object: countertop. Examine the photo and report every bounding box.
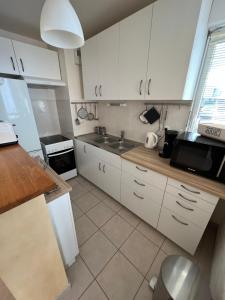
[122,146,225,200]
[34,157,72,202]
[76,133,141,156]
[0,144,57,214]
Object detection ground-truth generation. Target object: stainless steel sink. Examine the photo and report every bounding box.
[94,136,118,144]
[109,141,135,151]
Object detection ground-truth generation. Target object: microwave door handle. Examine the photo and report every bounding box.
[48,148,74,157]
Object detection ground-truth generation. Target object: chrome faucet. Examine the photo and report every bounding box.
[119,130,125,142]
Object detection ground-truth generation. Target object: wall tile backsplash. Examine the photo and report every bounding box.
[97,102,191,144]
[29,87,61,137]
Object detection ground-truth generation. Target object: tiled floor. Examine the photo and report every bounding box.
[58,176,217,300]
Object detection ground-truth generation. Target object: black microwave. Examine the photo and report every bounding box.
[170,132,225,183]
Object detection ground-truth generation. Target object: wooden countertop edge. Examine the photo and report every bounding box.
[34,157,72,203]
[122,147,225,200]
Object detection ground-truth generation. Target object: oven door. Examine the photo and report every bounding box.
[47,148,76,175]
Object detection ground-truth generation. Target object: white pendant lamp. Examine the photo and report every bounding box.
[40,0,84,49]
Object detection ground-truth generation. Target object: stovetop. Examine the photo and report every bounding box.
[40,135,70,145]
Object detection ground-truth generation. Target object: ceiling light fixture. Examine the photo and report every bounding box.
[40,0,84,49]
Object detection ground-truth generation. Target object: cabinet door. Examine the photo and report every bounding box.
[12,40,61,80]
[146,0,202,100]
[98,24,120,100]
[81,36,100,100]
[119,5,153,100]
[101,162,121,202]
[0,37,19,75]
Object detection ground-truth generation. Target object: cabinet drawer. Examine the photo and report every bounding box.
[122,159,167,190]
[157,207,204,255]
[167,178,218,205]
[163,192,212,229]
[166,185,216,213]
[121,182,161,228]
[122,172,164,206]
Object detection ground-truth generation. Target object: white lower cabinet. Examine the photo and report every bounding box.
[75,140,121,201]
[47,193,79,268]
[76,142,219,255]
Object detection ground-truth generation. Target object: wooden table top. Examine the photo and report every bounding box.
[0,144,56,214]
[122,146,225,200]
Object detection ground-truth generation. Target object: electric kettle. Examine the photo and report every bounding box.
[144,132,158,149]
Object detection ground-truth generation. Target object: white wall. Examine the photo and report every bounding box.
[29,87,61,137]
[98,102,190,143]
[209,0,225,29]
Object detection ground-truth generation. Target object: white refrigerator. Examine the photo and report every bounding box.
[0,77,42,157]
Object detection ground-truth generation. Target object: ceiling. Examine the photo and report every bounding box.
[0,0,155,41]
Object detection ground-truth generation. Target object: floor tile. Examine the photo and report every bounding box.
[120,230,159,276]
[75,176,96,191]
[137,221,165,247]
[66,257,94,300]
[80,231,117,276]
[97,252,143,300]
[91,188,109,201]
[161,238,192,258]
[146,250,167,281]
[134,279,153,300]
[75,193,101,213]
[101,214,134,248]
[71,202,83,220]
[69,181,88,201]
[118,207,141,227]
[79,281,107,300]
[102,197,122,212]
[87,202,115,227]
[75,215,98,246]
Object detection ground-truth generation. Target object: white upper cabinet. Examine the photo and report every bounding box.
[0,37,19,75]
[81,0,212,101]
[98,24,120,100]
[119,5,152,100]
[146,0,210,100]
[81,24,119,100]
[81,36,100,100]
[12,40,61,80]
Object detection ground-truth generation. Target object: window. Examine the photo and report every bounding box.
[188,29,225,132]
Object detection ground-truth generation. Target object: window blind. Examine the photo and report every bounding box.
[189,29,225,132]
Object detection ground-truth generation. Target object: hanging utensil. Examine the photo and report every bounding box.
[139,106,148,124]
[94,103,99,120]
[74,104,80,125]
[77,103,88,119]
[87,103,95,121]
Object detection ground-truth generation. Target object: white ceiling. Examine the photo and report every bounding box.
[0,0,155,41]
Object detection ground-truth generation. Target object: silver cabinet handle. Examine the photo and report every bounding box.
[20,58,25,72]
[172,215,189,226]
[95,85,98,97]
[180,184,200,194]
[134,179,145,187]
[83,145,86,153]
[147,78,151,95]
[178,193,197,203]
[133,192,144,200]
[176,201,194,211]
[103,164,106,173]
[99,85,102,97]
[10,57,15,71]
[139,80,143,95]
[98,162,102,171]
[136,166,147,172]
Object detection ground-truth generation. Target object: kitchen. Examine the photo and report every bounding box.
[0,0,225,300]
